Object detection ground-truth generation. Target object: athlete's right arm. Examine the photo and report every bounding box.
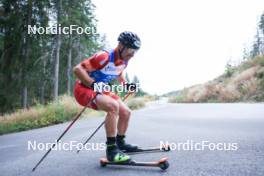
[73,51,109,87]
[73,62,95,87]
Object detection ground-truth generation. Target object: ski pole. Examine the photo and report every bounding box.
[32,104,88,172]
[32,91,134,171]
[76,91,134,154]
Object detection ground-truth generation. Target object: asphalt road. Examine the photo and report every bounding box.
[0,102,264,176]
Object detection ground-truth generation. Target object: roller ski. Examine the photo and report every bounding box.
[123,144,171,154]
[100,157,169,170]
[102,136,170,170]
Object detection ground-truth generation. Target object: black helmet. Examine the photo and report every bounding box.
[118,31,141,49]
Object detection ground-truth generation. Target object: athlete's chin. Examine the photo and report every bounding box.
[124,56,132,61]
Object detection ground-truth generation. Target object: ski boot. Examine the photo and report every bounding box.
[106,144,131,163]
[116,135,139,152]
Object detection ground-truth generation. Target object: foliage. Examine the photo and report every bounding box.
[126,97,145,110]
[0,0,102,114]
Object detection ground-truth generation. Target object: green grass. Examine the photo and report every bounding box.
[126,97,146,110]
[0,94,149,135]
[169,94,187,103]
[0,95,102,135]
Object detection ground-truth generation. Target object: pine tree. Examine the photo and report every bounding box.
[0,0,101,113]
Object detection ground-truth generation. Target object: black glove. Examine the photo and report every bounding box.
[125,83,138,92]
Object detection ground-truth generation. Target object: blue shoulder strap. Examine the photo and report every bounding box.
[102,49,114,63]
[103,49,128,65]
[109,49,115,62]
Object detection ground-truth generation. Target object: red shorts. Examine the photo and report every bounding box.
[73,81,120,110]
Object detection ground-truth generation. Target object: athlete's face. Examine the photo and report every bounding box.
[121,48,138,61]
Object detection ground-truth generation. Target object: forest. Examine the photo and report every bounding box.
[0,0,104,114]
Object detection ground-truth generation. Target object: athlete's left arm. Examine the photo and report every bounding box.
[118,72,126,85]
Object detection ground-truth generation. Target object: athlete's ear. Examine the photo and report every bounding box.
[118,43,125,50]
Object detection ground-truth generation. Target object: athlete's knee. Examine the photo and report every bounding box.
[120,108,131,119]
[106,100,119,115]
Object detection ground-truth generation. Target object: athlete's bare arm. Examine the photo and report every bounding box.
[73,52,109,86]
[73,60,95,86]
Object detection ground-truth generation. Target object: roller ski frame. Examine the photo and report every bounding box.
[100,157,169,170]
[123,144,171,155]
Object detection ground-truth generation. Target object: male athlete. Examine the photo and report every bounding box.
[73,31,141,163]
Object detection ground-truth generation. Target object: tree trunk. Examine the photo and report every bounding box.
[77,36,81,63]
[21,0,32,109]
[40,55,46,104]
[67,34,72,95]
[53,0,62,100]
